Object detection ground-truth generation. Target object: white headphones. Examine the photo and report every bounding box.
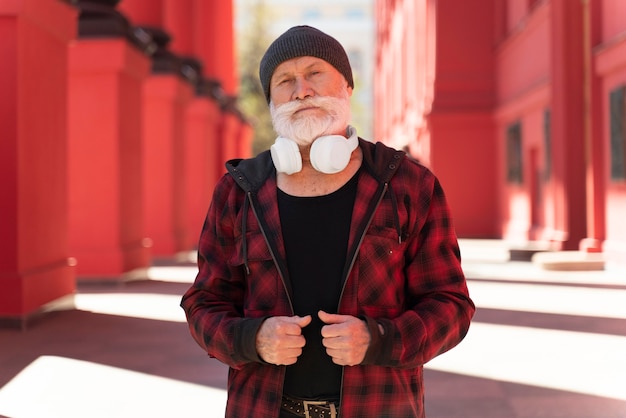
[270,126,358,175]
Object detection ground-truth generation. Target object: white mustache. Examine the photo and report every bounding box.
[274,97,337,117]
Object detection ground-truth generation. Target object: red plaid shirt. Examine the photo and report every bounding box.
[181,140,475,417]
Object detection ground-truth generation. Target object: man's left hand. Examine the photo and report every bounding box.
[318,310,371,366]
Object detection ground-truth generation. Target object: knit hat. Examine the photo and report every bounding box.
[259,25,354,103]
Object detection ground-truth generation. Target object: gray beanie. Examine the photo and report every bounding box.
[259,25,354,103]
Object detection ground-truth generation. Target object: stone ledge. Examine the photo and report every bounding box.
[508,242,555,262]
[531,251,605,271]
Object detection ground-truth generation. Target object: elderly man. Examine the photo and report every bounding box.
[181,25,475,418]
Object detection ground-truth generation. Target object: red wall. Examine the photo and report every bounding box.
[596,0,626,271]
[375,0,626,272]
[0,0,247,324]
[375,0,499,238]
[0,0,76,321]
[67,39,151,277]
[494,3,554,243]
[430,0,498,238]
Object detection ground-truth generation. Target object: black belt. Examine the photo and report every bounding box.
[281,394,338,418]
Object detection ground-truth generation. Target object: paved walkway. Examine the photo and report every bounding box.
[0,240,625,417]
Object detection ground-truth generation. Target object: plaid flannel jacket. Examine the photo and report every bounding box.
[181,139,475,418]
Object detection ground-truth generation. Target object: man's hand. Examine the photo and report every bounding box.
[319,310,371,366]
[256,315,311,365]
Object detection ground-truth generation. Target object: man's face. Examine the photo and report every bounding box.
[269,56,352,106]
[269,56,353,146]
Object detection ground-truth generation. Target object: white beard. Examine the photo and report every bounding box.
[270,94,352,147]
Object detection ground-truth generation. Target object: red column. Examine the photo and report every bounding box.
[183,94,220,246]
[192,0,237,94]
[238,120,254,159]
[163,0,193,56]
[199,79,225,182]
[141,77,190,256]
[221,97,244,163]
[192,0,241,186]
[122,0,210,255]
[580,0,605,252]
[117,0,163,27]
[136,26,194,257]
[68,36,151,278]
[198,78,225,193]
[550,0,588,250]
[0,0,76,324]
[428,0,498,237]
[163,0,214,251]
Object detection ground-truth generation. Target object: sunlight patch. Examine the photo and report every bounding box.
[468,281,626,319]
[74,293,186,322]
[146,266,197,283]
[0,356,226,418]
[427,322,626,401]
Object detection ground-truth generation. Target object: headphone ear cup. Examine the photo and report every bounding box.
[310,135,353,174]
[270,137,302,174]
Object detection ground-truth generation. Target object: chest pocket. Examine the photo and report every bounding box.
[355,225,406,318]
[229,232,282,315]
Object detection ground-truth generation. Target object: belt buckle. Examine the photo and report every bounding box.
[302,400,337,418]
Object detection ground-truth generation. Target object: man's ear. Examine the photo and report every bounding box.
[346,85,353,97]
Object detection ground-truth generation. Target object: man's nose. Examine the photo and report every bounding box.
[293,77,314,100]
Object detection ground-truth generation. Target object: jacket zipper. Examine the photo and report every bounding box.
[337,182,389,409]
[248,181,389,412]
[246,191,295,315]
[336,182,388,308]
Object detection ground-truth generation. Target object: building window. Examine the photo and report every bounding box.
[543,109,551,181]
[506,122,523,184]
[610,86,626,181]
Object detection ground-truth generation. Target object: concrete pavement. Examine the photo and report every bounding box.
[0,239,625,417]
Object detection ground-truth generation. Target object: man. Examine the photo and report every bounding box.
[181,25,474,418]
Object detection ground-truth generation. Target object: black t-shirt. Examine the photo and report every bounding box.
[278,172,359,401]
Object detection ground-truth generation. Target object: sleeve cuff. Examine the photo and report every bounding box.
[234,317,267,363]
[360,316,394,365]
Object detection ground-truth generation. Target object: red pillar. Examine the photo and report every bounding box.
[141,76,192,255]
[199,80,228,187]
[550,0,588,250]
[184,93,221,245]
[68,20,152,277]
[238,120,254,159]
[221,97,244,163]
[0,0,76,324]
[163,0,193,56]
[191,1,242,187]
[118,0,163,27]
[122,2,201,256]
[580,0,605,252]
[162,0,215,250]
[193,0,237,94]
[198,78,226,193]
[429,0,498,238]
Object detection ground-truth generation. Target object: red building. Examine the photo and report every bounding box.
[375,0,626,274]
[0,0,251,326]
[3,0,625,326]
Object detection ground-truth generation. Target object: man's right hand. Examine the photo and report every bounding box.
[256,315,311,365]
